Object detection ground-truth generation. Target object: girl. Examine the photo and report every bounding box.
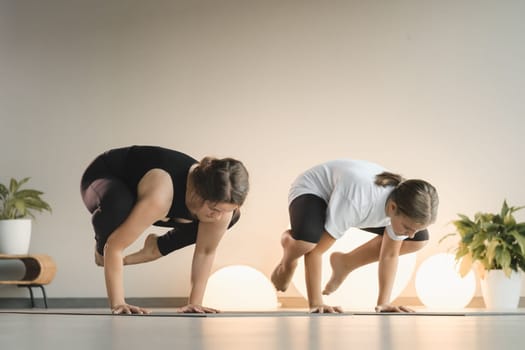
[271,159,438,313]
[81,145,249,314]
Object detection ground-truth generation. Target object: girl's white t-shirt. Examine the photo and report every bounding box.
[288,159,397,240]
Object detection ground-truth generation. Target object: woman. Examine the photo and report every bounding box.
[271,159,438,313]
[80,145,249,314]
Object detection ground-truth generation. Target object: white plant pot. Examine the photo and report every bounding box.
[480,270,522,309]
[0,219,32,254]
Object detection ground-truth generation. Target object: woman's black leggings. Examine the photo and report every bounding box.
[80,153,239,256]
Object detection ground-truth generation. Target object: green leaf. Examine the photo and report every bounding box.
[504,214,516,226]
[0,177,51,220]
[0,183,8,199]
[14,199,26,215]
[500,249,512,271]
[515,223,525,235]
[471,232,487,251]
[14,189,45,199]
[459,253,473,277]
[509,230,525,255]
[455,243,469,258]
[500,200,510,218]
[486,240,499,266]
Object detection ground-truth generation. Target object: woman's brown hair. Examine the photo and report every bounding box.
[190,157,249,206]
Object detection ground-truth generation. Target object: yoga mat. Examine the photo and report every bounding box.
[1,309,525,317]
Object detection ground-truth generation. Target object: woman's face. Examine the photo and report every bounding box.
[194,200,238,223]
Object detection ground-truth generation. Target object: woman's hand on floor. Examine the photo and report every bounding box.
[111,303,151,315]
[176,304,220,314]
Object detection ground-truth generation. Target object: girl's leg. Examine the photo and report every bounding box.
[271,194,327,292]
[271,230,316,291]
[323,235,427,295]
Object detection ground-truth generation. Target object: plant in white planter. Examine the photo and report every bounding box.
[0,178,52,254]
[442,200,525,309]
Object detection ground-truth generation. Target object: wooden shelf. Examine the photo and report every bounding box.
[0,254,57,308]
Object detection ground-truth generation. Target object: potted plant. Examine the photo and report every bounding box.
[0,177,52,254]
[443,200,525,309]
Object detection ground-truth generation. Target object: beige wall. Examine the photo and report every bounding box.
[1,0,524,301]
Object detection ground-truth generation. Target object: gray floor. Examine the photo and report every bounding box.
[1,309,524,350]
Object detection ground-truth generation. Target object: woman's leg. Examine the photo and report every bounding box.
[81,177,135,265]
[271,194,327,292]
[155,208,241,256]
[323,229,428,295]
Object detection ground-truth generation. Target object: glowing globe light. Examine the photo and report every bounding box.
[291,228,417,309]
[203,265,279,311]
[415,253,475,309]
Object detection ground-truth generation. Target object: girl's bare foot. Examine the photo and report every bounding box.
[271,231,299,291]
[323,252,352,295]
[271,261,298,292]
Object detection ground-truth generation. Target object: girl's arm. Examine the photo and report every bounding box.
[375,232,413,312]
[304,232,341,313]
[177,212,231,313]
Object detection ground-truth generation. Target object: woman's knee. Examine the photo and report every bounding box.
[90,180,135,252]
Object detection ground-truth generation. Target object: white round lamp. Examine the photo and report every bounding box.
[415,253,475,309]
[203,265,279,311]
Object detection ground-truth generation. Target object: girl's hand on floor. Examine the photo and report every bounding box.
[111,304,151,315]
[375,304,414,313]
[310,304,343,314]
[177,304,220,314]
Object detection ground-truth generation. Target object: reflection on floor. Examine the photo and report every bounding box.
[1,309,524,350]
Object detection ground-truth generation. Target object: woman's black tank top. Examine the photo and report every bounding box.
[102,145,198,220]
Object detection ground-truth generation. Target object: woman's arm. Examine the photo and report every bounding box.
[177,213,231,313]
[104,198,167,313]
[104,169,172,314]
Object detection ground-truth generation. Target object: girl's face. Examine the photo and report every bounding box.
[194,200,238,223]
[389,214,426,239]
[387,201,427,238]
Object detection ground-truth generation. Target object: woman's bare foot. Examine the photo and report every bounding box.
[124,233,161,265]
[323,252,352,295]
